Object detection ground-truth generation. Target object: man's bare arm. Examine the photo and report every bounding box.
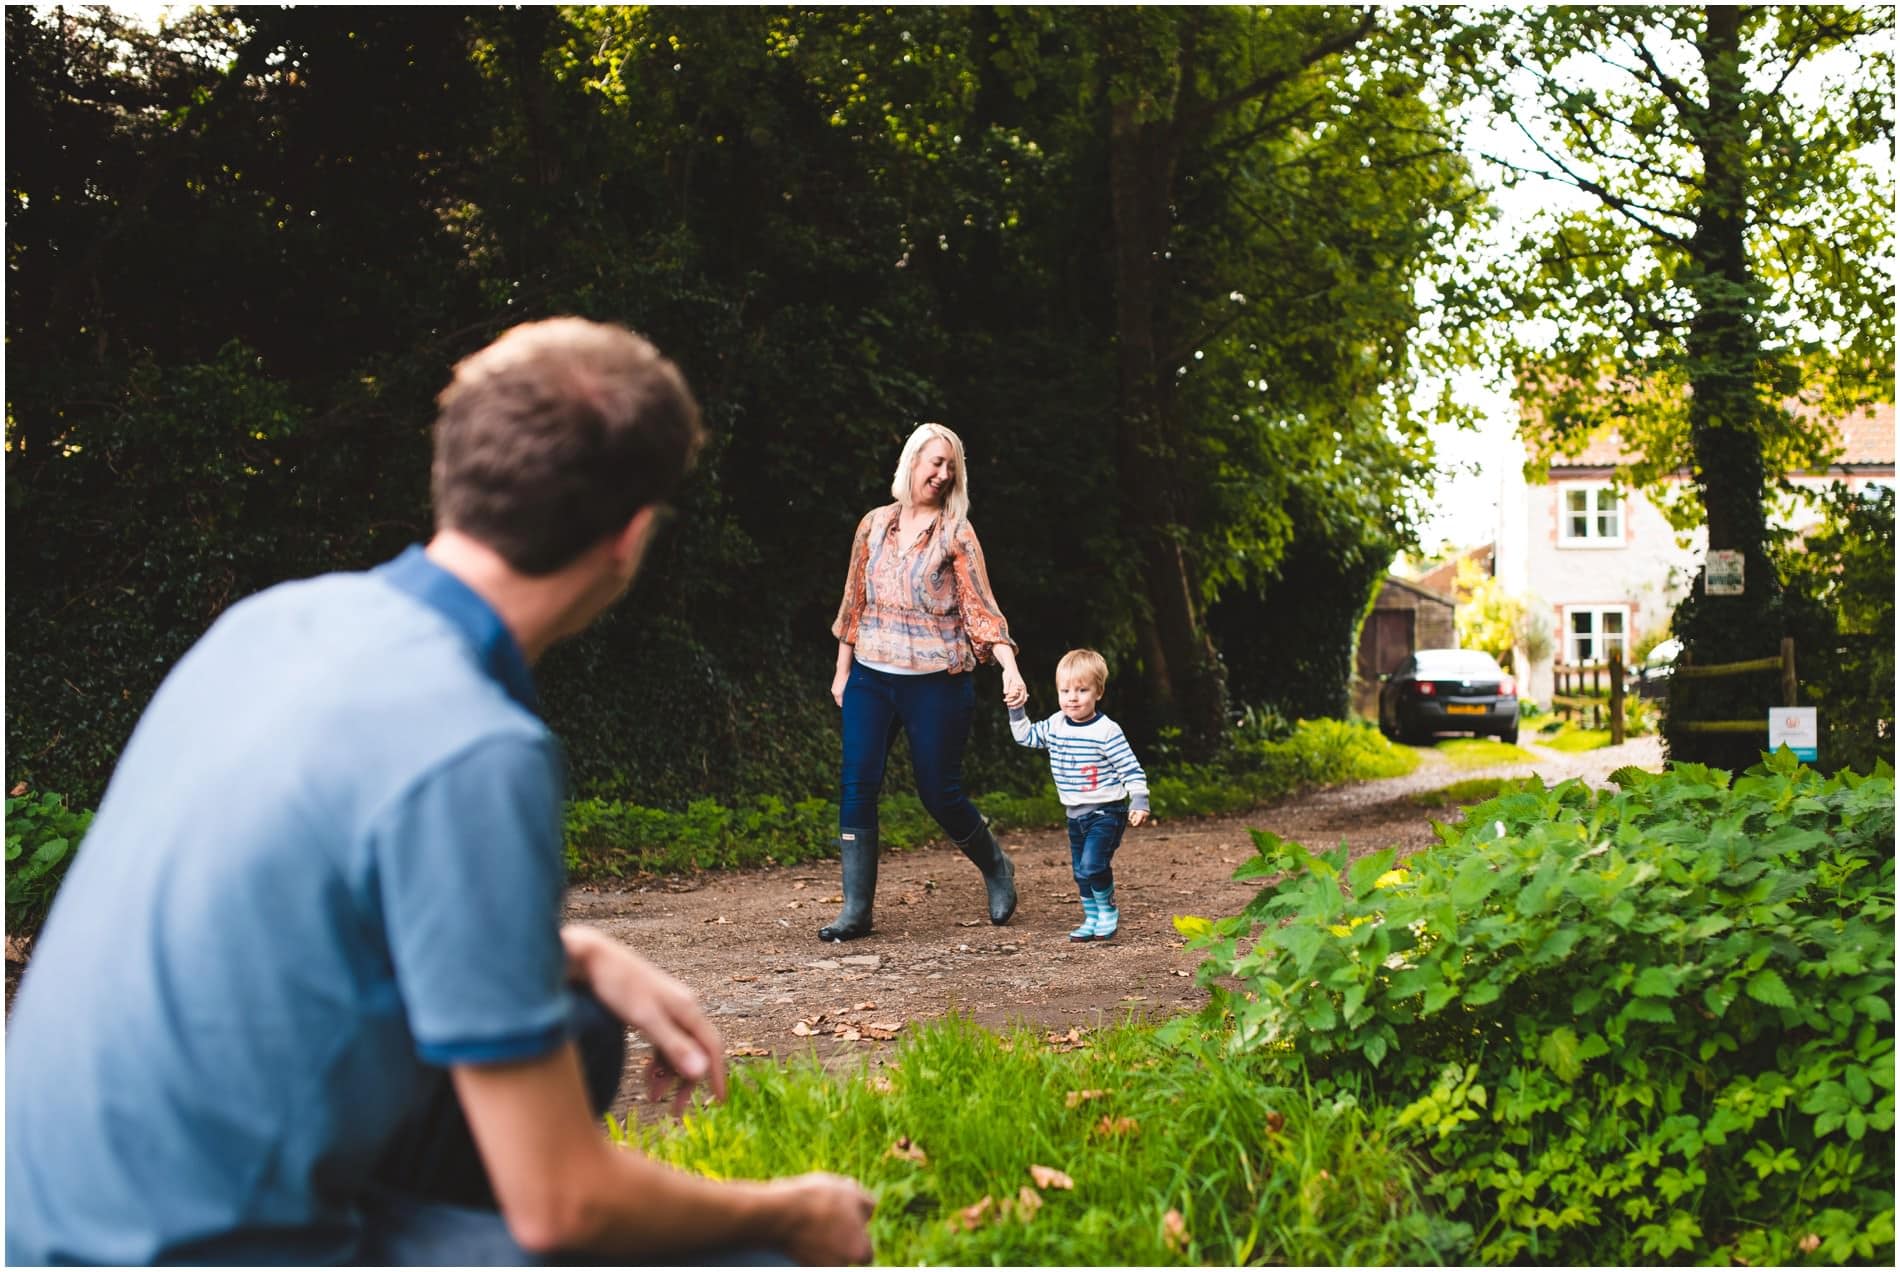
[452,1045,875,1262]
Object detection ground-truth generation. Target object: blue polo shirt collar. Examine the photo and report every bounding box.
[375,545,538,714]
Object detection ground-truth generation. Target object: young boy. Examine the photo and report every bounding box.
[1009,649,1150,941]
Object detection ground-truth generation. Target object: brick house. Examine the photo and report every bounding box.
[1494,402,1894,704]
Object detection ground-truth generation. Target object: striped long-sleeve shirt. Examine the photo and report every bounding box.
[1009,707,1150,814]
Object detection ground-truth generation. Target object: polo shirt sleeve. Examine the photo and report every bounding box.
[370,732,570,1067]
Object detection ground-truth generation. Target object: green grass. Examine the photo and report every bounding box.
[1407,777,1533,808]
[615,1015,1458,1265]
[1537,727,1613,752]
[1428,738,1539,769]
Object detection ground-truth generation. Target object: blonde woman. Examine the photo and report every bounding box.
[820,423,1028,942]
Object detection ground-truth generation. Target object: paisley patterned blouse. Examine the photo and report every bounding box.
[830,503,1017,674]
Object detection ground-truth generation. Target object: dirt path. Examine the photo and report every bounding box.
[575,736,1664,1118]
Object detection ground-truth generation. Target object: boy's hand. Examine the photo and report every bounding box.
[1129,809,1150,827]
[1000,668,1028,709]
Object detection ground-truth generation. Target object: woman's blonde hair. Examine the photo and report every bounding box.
[890,422,971,524]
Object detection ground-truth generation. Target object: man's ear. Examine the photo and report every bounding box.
[613,505,660,564]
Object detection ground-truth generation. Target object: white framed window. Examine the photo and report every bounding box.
[1566,605,1630,665]
[1559,483,1623,545]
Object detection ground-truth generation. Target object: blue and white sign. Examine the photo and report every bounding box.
[1769,707,1818,762]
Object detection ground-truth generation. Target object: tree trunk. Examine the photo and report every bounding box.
[1667,4,1782,768]
[1106,81,1228,758]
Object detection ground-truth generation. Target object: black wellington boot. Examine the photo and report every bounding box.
[818,827,878,942]
[954,817,1017,925]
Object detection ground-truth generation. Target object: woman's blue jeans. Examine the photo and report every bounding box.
[840,662,983,842]
[1067,803,1128,893]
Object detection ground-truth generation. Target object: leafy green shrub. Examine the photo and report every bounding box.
[5,789,93,933]
[1185,752,1895,1264]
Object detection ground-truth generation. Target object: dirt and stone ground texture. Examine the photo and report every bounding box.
[572,736,1664,1120]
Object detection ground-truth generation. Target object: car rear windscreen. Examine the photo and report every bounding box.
[1415,652,1503,679]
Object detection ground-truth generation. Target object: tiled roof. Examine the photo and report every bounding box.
[1550,401,1894,469]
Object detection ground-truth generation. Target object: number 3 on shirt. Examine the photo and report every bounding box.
[1081,764,1099,792]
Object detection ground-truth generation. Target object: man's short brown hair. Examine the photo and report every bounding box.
[431,317,706,575]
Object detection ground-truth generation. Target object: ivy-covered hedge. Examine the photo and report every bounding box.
[1186,751,1895,1265]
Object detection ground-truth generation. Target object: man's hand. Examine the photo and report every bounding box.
[1129,808,1150,827]
[763,1173,877,1265]
[562,926,727,1113]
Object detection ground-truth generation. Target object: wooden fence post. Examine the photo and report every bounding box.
[1780,637,1798,707]
[1610,651,1626,745]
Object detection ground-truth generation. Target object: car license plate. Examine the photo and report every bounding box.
[1446,704,1486,716]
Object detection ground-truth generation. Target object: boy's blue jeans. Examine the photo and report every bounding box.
[1067,802,1128,893]
[839,662,984,842]
[357,991,793,1266]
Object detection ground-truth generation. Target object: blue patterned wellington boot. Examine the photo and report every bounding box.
[1068,891,1099,942]
[1089,886,1119,940]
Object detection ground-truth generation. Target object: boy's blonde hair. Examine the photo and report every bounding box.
[1055,648,1109,695]
[890,422,971,525]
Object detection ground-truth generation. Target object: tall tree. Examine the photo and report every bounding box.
[1477,5,1894,765]
[1089,5,1485,756]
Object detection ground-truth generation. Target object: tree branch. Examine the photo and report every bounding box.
[1497,116,1695,247]
[1175,7,1378,133]
[1619,32,1702,125]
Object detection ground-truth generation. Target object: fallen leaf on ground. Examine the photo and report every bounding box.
[1065,1089,1108,1109]
[726,1046,771,1057]
[1172,969,1190,977]
[791,1021,814,1037]
[1163,1209,1189,1253]
[1044,1027,1089,1052]
[957,919,982,927]
[792,881,807,890]
[948,1196,994,1232]
[1028,1164,1074,1191]
[1120,995,1147,1003]
[853,1000,877,1010]
[704,915,730,925]
[835,1026,862,1041]
[1265,1110,1286,1136]
[729,974,756,982]
[784,901,802,909]
[866,1019,903,1033]
[1011,1186,1043,1223]
[867,1074,896,1093]
[1096,1115,1140,1137]
[887,1136,928,1165]
[823,894,842,903]
[9,781,27,797]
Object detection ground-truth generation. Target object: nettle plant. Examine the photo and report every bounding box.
[1182,752,1895,1265]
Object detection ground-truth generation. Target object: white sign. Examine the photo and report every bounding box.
[1706,550,1745,596]
[1769,707,1818,762]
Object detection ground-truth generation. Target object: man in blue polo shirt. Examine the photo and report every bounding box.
[5,318,876,1265]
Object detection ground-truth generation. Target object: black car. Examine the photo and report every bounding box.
[1378,649,1520,745]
